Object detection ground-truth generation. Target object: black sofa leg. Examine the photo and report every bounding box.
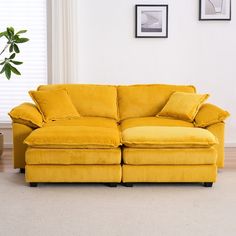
[123,183,133,187]
[29,183,38,187]
[106,183,118,187]
[20,168,25,173]
[203,182,213,187]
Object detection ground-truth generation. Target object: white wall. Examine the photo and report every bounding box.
[77,0,236,145]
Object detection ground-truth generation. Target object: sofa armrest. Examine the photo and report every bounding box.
[194,103,230,128]
[12,123,34,169]
[206,122,225,168]
[9,103,43,128]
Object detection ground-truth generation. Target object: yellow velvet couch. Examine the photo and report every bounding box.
[9,84,229,187]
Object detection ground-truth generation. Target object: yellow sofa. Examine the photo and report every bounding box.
[9,84,229,187]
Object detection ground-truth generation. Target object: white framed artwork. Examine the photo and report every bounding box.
[199,0,231,20]
[135,5,168,38]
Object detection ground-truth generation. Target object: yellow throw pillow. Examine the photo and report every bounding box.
[29,89,80,122]
[157,92,209,122]
[194,103,230,127]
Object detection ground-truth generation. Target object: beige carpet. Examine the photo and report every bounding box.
[0,170,236,236]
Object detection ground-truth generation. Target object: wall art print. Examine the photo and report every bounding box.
[135,5,168,38]
[199,0,231,20]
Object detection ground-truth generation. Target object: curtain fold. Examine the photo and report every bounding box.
[49,0,78,84]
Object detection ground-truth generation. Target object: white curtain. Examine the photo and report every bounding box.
[49,0,78,84]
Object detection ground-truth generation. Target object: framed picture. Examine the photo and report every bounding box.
[135,5,168,38]
[199,0,231,20]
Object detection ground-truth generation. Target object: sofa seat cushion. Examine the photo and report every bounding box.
[122,126,217,148]
[121,117,193,131]
[24,119,121,148]
[26,148,121,165]
[123,148,217,165]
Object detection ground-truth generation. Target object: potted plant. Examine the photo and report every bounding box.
[0,133,3,157]
[0,27,29,157]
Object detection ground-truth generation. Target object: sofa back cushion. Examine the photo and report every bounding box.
[38,84,118,120]
[118,84,196,120]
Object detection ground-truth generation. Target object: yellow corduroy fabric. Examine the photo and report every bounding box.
[38,84,119,120]
[123,148,217,165]
[25,165,122,183]
[29,89,80,122]
[26,148,121,165]
[118,84,196,120]
[43,117,118,128]
[24,125,121,148]
[121,117,193,131]
[122,126,218,148]
[122,165,217,183]
[158,92,209,122]
[12,123,34,169]
[194,103,230,128]
[9,103,43,128]
[207,122,225,168]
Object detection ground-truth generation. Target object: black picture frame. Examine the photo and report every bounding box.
[199,0,231,21]
[135,5,168,38]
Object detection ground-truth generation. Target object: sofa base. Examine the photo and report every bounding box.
[29,182,119,187]
[26,165,122,183]
[203,182,213,187]
[25,164,217,186]
[29,182,38,187]
[122,165,217,183]
[123,183,134,187]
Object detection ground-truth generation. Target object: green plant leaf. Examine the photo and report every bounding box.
[9,53,16,59]
[16,30,27,35]
[5,63,11,79]
[7,27,13,38]
[0,31,7,38]
[9,44,14,53]
[10,60,23,65]
[15,38,29,43]
[13,35,19,41]
[13,44,20,53]
[10,64,21,75]
[9,27,14,34]
[0,64,6,74]
[4,34,10,40]
[0,61,5,65]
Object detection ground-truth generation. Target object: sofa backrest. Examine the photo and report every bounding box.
[117,84,196,120]
[38,84,118,120]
